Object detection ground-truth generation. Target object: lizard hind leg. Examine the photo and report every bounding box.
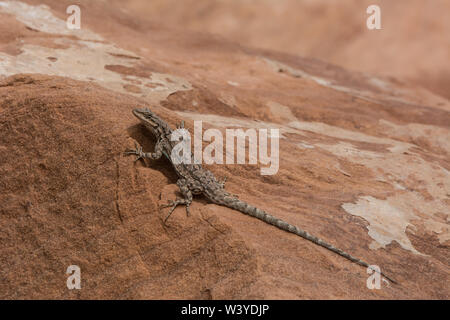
[219,176,239,198]
[219,176,227,188]
[161,179,194,223]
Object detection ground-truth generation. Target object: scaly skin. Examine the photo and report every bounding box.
[125,107,396,284]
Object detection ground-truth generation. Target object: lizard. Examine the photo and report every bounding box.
[125,107,396,284]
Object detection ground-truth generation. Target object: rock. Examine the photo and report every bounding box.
[110,0,450,100]
[0,1,448,299]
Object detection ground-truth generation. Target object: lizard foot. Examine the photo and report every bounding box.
[161,198,190,223]
[176,120,185,129]
[124,142,145,162]
[219,177,238,198]
[219,176,227,188]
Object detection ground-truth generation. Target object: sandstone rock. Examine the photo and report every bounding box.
[109,0,450,100]
[0,1,448,299]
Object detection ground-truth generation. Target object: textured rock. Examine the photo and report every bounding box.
[0,1,448,299]
[110,0,450,100]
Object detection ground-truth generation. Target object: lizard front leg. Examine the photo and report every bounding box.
[124,140,163,162]
[160,178,194,223]
[176,120,185,129]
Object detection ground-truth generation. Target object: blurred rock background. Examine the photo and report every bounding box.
[113,0,450,99]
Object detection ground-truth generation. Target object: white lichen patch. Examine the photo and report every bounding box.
[342,196,422,254]
[342,193,449,254]
[0,1,192,102]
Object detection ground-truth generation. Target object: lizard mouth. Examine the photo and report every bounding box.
[133,108,150,119]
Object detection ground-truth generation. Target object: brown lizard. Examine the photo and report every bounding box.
[125,107,396,284]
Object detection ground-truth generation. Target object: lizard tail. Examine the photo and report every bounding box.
[215,196,397,284]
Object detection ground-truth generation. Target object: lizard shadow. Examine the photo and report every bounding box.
[126,124,179,183]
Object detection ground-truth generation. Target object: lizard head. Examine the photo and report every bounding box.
[132,107,162,135]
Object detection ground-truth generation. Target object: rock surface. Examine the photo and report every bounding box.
[111,0,450,100]
[0,1,448,299]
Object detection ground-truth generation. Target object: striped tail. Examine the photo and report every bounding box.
[215,196,396,284]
